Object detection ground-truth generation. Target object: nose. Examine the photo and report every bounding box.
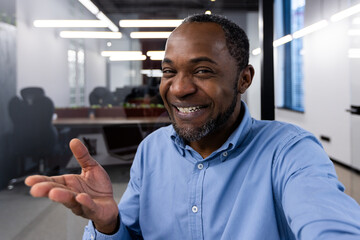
[169,73,197,98]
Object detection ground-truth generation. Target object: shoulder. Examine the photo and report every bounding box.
[250,119,318,146]
[247,119,326,167]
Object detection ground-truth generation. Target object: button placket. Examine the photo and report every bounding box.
[188,161,207,239]
[220,151,229,161]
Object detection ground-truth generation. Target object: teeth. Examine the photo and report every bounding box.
[177,106,201,113]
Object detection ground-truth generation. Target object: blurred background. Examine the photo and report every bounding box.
[0,0,360,239]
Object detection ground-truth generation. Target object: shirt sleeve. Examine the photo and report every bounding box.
[82,218,132,240]
[272,133,360,240]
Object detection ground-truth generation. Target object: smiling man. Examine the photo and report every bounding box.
[25,14,360,240]
[160,18,253,158]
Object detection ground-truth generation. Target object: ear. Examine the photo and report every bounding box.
[237,65,254,94]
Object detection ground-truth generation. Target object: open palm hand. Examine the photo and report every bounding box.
[25,139,119,234]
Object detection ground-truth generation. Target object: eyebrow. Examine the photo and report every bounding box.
[162,56,218,66]
[162,58,173,65]
[190,56,217,65]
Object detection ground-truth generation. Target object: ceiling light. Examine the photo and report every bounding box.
[107,41,112,47]
[205,10,212,15]
[141,69,163,77]
[96,11,119,32]
[101,51,143,57]
[119,19,182,28]
[33,20,107,28]
[252,48,261,56]
[146,51,165,60]
[292,20,328,39]
[330,3,360,22]
[109,55,147,61]
[78,0,99,15]
[60,31,122,39]
[273,35,293,47]
[130,32,172,39]
[348,48,360,58]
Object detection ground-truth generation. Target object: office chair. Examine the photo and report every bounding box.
[89,87,116,106]
[20,87,45,104]
[7,89,64,189]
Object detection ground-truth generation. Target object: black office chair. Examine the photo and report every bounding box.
[89,87,116,106]
[20,87,45,104]
[7,88,64,189]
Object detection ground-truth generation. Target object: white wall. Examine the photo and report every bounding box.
[84,39,107,105]
[275,0,360,166]
[16,0,106,107]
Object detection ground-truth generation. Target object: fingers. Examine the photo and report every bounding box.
[29,181,68,198]
[48,187,77,205]
[76,193,98,216]
[50,190,98,218]
[48,188,87,216]
[25,175,66,187]
[69,138,99,169]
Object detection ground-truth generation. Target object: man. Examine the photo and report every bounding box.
[25,14,360,239]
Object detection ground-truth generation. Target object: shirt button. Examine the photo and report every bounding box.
[222,151,228,157]
[192,205,198,213]
[197,163,204,170]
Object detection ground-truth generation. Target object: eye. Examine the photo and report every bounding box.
[161,68,176,78]
[194,68,214,77]
[196,69,212,74]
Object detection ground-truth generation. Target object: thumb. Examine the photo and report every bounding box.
[69,138,98,169]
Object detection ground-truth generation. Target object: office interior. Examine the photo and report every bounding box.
[0,0,360,239]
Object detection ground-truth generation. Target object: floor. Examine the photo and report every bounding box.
[333,161,360,203]
[0,161,359,240]
[0,165,131,240]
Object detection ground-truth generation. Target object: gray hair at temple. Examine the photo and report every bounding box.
[182,13,250,74]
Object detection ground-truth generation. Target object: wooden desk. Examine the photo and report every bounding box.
[58,117,171,169]
[66,133,134,169]
[53,116,171,126]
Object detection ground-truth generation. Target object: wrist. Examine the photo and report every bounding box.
[93,214,120,235]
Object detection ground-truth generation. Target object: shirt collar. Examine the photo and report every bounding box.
[169,100,253,159]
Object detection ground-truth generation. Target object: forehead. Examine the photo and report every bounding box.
[164,22,229,60]
[171,22,224,40]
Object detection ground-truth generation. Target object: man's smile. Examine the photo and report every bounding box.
[170,104,209,121]
[176,105,203,113]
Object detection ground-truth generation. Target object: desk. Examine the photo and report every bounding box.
[59,117,171,169]
[66,133,134,169]
[53,116,171,126]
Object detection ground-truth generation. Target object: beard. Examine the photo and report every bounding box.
[171,82,239,143]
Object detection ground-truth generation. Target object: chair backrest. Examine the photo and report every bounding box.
[32,95,58,156]
[20,87,45,105]
[8,89,58,157]
[89,87,115,106]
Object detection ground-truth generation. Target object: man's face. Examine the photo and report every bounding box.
[160,22,242,142]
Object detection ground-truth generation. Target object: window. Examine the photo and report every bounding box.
[275,0,305,112]
[68,44,85,107]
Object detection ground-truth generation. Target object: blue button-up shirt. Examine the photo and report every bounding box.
[83,102,360,239]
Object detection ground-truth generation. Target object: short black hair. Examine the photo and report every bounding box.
[182,14,249,73]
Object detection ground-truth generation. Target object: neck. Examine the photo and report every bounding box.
[189,102,244,159]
